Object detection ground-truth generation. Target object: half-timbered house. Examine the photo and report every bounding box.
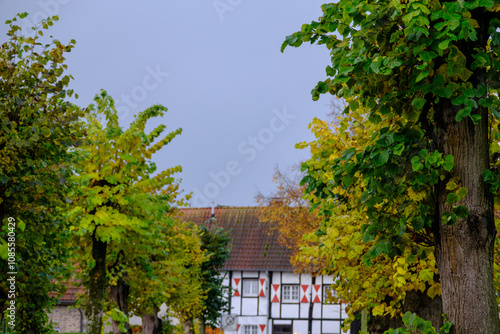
[183,206,350,334]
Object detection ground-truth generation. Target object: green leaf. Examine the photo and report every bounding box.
[457,187,468,199]
[438,40,450,50]
[18,220,26,232]
[479,0,494,8]
[411,156,423,172]
[434,86,453,98]
[419,51,437,61]
[412,217,425,231]
[340,148,356,161]
[415,70,430,83]
[446,193,460,204]
[453,205,469,218]
[470,114,481,124]
[373,150,389,166]
[451,95,467,106]
[411,97,426,109]
[343,175,353,188]
[393,143,405,156]
[491,107,500,118]
[443,155,454,171]
[455,107,472,122]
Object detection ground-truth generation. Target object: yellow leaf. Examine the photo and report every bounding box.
[427,283,441,299]
[446,179,457,190]
[372,304,385,316]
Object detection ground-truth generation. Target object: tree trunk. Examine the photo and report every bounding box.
[183,316,194,334]
[110,275,132,334]
[86,232,108,334]
[434,96,500,333]
[367,293,442,333]
[142,304,162,334]
[195,316,205,334]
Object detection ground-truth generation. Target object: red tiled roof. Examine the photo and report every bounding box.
[182,206,294,272]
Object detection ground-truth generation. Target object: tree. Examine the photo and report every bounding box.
[0,13,84,333]
[255,165,324,274]
[68,90,192,334]
[295,110,445,332]
[131,221,206,334]
[282,1,500,333]
[196,222,232,332]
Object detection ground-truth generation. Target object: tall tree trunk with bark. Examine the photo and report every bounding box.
[86,232,108,334]
[435,99,500,333]
[183,316,194,334]
[110,275,132,334]
[142,304,162,334]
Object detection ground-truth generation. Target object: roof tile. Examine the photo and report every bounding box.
[181,206,294,271]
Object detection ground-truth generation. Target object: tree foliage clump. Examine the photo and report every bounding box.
[0,14,84,333]
[68,91,205,334]
[296,108,443,331]
[282,0,500,333]
[197,222,232,328]
[256,166,324,274]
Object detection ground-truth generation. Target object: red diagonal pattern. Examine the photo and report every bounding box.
[260,325,266,332]
[301,284,308,292]
[273,284,280,291]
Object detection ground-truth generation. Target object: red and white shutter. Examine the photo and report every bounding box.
[271,284,280,302]
[233,278,241,297]
[300,284,309,303]
[259,278,266,297]
[312,284,321,303]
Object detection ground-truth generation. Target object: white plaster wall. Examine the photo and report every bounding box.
[293,320,309,334]
[281,272,300,284]
[281,304,299,318]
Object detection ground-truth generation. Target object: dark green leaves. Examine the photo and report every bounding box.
[372,149,389,166]
[455,107,472,122]
[411,155,424,172]
[412,97,426,110]
[341,147,357,161]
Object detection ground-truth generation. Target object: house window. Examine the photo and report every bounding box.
[323,284,338,303]
[243,279,259,297]
[244,325,258,334]
[282,285,299,302]
[273,325,292,334]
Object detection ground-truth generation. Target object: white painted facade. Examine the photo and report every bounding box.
[221,271,349,334]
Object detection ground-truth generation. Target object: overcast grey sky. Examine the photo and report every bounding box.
[0,0,332,207]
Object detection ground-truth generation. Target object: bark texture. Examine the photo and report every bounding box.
[142,304,162,334]
[86,232,108,334]
[435,99,500,333]
[367,293,443,333]
[183,317,194,334]
[430,10,500,333]
[110,275,132,334]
